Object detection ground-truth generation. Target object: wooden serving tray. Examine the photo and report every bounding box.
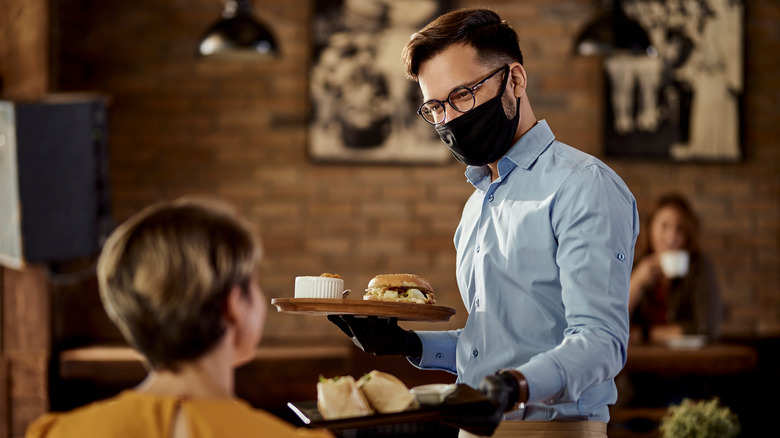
[270,298,456,322]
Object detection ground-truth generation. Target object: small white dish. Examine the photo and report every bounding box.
[294,276,344,299]
[665,334,707,349]
[410,383,456,406]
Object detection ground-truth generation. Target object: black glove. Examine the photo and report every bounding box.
[327,315,422,358]
[442,371,523,437]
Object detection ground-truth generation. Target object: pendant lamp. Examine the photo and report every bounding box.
[574,0,653,56]
[198,0,278,59]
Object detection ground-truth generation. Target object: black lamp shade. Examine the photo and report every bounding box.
[198,0,278,59]
[575,0,652,56]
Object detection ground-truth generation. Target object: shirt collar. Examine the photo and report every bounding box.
[464,120,555,189]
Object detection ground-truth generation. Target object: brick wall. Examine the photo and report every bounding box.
[52,0,779,342]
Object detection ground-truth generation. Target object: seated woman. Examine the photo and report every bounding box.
[27,197,332,438]
[629,193,723,344]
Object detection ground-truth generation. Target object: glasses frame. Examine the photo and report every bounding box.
[417,64,509,126]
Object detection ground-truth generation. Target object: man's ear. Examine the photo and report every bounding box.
[509,63,527,98]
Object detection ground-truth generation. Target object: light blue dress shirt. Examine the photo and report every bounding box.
[411,120,639,421]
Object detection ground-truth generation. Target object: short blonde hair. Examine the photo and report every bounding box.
[97,197,262,371]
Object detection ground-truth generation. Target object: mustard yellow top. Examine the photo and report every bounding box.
[26,390,333,438]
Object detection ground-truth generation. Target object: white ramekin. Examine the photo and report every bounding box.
[294,276,344,299]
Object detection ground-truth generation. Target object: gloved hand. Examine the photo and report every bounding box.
[327,315,422,358]
[443,370,526,437]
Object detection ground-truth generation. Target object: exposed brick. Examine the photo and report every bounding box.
[375,219,424,237]
[305,237,351,256]
[412,236,457,252]
[379,254,434,274]
[356,237,407,257]
[45,0,780,344]
[359,201,411,219]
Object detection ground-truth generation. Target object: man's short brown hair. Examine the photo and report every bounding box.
[97,197,262,371]
[402,8,524,81]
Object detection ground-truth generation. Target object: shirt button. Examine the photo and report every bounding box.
[476,299,480,308]
[617,253,626,261]
[436,352,443,359]
[472,349,479,357]
[488,194,494,202]
[476,245,480,253]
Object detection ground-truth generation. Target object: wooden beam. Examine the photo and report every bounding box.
[0,0,51,435]
[1,266,50,438]
[0,0,49,99]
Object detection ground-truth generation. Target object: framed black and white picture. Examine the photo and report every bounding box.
[308,0,452,164]
[604,0,743,161]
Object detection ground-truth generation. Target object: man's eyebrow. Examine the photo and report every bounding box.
[451,73,485,91]
[425,73,485,101]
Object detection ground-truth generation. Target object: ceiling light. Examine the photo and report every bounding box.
[574,0,653,56]
[198,0,278,59]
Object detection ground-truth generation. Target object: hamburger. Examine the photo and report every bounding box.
[358,370,418,413]
[363,273,435,304]
[316,375,373,420]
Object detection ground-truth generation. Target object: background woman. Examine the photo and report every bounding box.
[629,192,723,344]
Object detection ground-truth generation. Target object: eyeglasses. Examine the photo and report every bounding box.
[417,65,508,125]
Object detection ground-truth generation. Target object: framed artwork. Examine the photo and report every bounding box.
[604,0,743,161]
[308,0,452,164]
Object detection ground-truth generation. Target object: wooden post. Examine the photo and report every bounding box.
[0,0,49,99]
[1,0,51,436]
[1,267,5,438]
[1,267,50,438]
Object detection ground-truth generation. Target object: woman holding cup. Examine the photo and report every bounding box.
[628,193,723,344]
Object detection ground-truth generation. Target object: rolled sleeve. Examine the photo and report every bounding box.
[523,163,636,403]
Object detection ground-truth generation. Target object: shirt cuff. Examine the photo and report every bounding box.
[406,330,458,374]
[517,356,564,404]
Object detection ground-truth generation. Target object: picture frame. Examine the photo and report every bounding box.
[604,0,744,162]
[308,0,452,164]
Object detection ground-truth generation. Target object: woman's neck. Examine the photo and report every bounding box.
[135,343,235,399]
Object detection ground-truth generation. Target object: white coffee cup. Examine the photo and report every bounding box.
[659,250,690,278]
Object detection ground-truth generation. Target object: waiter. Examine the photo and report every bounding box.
[330,8,639,437]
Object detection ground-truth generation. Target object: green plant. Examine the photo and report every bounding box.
[659,398,741,438]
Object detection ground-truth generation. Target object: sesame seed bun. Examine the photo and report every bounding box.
[364,273,435,304]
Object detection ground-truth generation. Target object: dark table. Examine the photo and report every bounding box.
[624,342,758,375]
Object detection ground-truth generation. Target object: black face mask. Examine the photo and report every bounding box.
[434,71,520,166]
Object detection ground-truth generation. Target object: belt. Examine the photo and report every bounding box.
[458,420,608,438]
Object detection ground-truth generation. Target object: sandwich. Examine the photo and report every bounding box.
[358,370,418,413]
[363,273,436,304]
[316,375,373,420]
